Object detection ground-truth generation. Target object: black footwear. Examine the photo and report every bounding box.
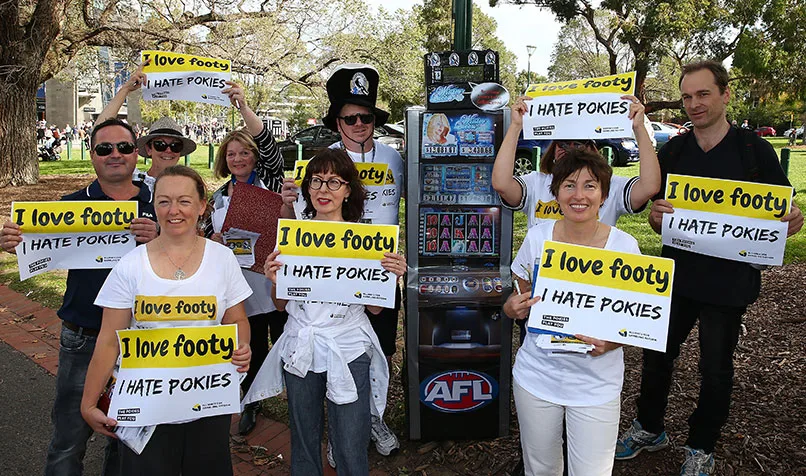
[238,402,260,435]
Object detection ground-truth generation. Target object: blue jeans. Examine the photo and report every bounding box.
[636,295,745,453]
[285,353,371,476]
[45,325,118,476]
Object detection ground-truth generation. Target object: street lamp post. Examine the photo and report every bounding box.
[526,45,536,93]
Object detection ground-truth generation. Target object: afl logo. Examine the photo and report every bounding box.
[420,370,498,413]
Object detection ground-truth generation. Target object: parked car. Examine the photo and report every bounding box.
[515,135,640,174]
[754,126,776,137]
[651,121,683,149]
[784,126,804,139]
[278,124,405,170]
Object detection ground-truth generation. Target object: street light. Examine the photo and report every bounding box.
[526,45,536,93]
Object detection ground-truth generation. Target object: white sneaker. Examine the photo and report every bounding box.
[370,415,400,456]
[326,440,336,468]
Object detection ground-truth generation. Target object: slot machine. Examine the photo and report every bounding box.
[404,50,513,440]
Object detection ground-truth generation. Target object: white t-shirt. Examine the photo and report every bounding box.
[243,299,389,416]
[95,239,253,330]
[510,220,640,406]
[505,172,640,229]
[330,140,404,225]
[132,169,156,193]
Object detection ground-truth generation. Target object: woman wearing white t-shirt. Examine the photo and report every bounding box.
[246,149,406,476]
[80,166,252,475]
[504,150,641,475]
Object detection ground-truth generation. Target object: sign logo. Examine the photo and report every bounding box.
[618,328,628,337]
[420,370,498,413]
[350,72,369,96]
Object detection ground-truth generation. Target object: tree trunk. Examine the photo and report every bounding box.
[0,81,40,186]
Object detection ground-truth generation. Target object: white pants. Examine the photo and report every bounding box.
[514,381,620,476]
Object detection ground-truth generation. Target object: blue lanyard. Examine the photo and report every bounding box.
[231,170,257,186]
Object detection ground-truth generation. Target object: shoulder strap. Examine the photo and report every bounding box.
[734,128,761,181]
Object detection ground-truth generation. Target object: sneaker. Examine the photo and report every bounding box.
[680,446,714,476]
[615,419,670,460]
[370,415,400,456]
[326,440,336,469]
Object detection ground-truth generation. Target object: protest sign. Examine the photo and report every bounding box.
[11,201,138,280]
[661,174,792,265]
[522,72,636,140]
[141,51,231,106]
[291,159,394,223]
[108,324,240,427]
[275,219,399,307]
[527,241,674,352]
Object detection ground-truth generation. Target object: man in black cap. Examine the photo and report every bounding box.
[281,63,405,465]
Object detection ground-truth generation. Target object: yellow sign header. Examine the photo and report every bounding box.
[141,50,231,73]
[292,160,390,187]
[134,296,218,322]
[665,174,792,220]
[538,240,674,297]
[118,325,237,369]
[12,201,138,234]
[526,72,636,97]
[277,219,398,259]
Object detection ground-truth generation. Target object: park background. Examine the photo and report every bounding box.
[2,0,806,474]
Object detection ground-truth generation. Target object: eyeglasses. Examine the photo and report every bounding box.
[310,176,349,191]
[338,113,375,126]
[557,141,593,152]
[93,142,136,156]
[150,140,184,153]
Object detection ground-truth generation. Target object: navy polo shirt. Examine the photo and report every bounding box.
[57,180,155,330]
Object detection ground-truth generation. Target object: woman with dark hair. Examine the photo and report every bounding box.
[201,81,287,435]
[81,165,252,475]
[504,150,642,475]
[245,149,406,476]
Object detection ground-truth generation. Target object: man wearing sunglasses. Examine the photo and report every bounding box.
[281,63,405,464]
[1,119,158,475]
[96,62,197,192]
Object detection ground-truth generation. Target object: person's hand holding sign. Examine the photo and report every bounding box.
[510,96,531,131]
[649,199,674,235]
[82,403,118,438]
[263,250,283,284]
[123,60,149,94]
[782,202,803,237]
[622,94,645,128]
[503,277,541,320]
[232,341,252,373]
[130,218,158,243]
[280,177,299,219]
[0,221,22,254]
[222,81,245,109]
[574,334,623,357]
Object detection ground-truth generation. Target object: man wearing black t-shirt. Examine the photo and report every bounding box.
[615,61,803,475]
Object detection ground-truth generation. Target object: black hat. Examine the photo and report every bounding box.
[322,64,390,132]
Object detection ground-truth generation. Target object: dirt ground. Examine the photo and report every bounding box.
[2,176,804,476]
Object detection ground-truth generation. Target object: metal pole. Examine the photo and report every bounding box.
[531,146,541,172]
[67,140,71,160]
[208,143,215,169]
[781,148,790,177]
[453,0,471,50]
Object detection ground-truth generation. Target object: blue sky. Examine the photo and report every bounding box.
[365,0,561,76]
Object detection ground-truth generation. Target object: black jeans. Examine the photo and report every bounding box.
[636,294,745,453]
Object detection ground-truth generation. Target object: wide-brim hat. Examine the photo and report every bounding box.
[136,117,197,157]
[322,64,390,132]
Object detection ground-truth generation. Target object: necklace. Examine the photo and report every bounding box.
[559,220,601,247]
[159,236,198,280]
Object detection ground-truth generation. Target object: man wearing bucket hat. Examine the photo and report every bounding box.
[96,63,197,192]
[280,63,404,464]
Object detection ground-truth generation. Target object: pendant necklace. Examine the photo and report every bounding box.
[160,236,198,280]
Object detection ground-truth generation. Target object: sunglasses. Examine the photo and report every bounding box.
[310,176,349,191]
[93,142,136,156]
[338,113,375,126]
[151,140,184,153]
[557,141,594,152]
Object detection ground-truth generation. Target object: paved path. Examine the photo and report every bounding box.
[0,284,374,475]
